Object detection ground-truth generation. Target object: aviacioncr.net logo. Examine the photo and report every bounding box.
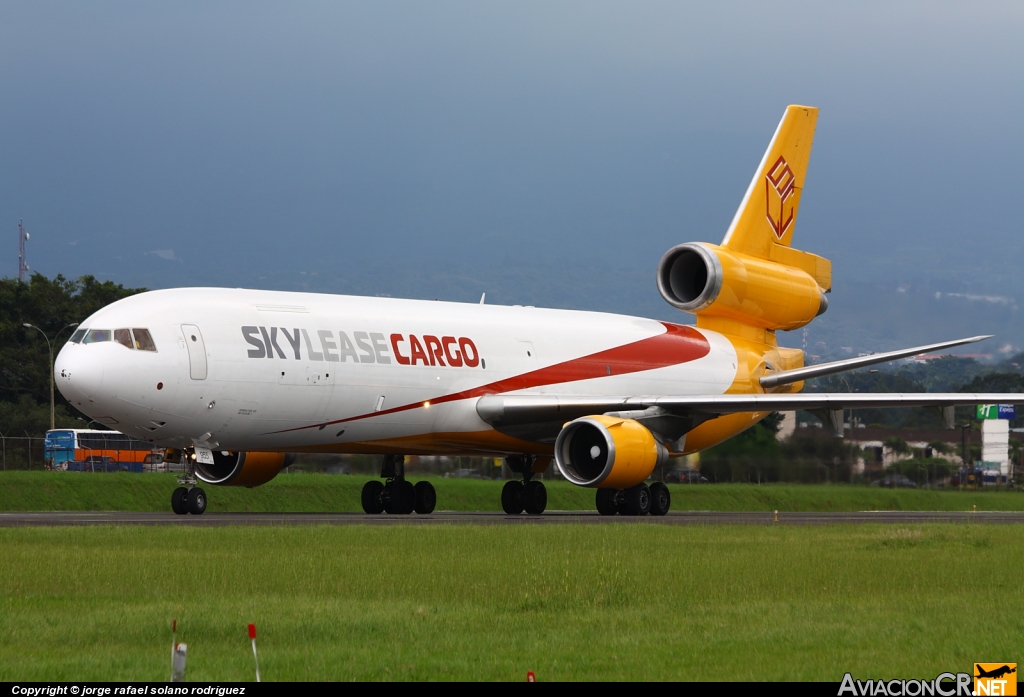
[838,673,974,696]
[974,664,1017,696]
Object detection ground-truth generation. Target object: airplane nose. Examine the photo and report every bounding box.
[54,343,105,406]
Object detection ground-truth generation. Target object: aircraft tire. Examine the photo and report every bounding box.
[382,482,399,514]
[413,481,436,514]
[649,482,671,516]
[523,481,547,515]
[361,480,385,514]
[621,483,651,516]
[186,487,208,515]
[501,480,524,515]
[171,487,189,515]
[399,480,416,514]
[595,488,617,516]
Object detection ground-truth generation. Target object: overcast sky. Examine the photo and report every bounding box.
[2,1,1022,349]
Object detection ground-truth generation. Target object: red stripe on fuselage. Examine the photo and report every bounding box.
[268,322,709,434]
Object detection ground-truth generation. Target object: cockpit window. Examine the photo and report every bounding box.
[131,328,157,352]
[69,329,87,344]
[83,329,111,344]
[114,329,134,349]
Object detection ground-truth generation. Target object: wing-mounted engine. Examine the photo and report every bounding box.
[554,415,668,489]
[195,451,296,487]
[656,242,828,331]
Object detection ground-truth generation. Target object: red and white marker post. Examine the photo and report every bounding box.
[170,619,187,682]
[248,623,261,682]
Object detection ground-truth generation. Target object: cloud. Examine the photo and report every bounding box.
[935,292,1014,305]
[150,249,183,262]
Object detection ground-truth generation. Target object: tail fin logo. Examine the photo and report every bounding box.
[765,155,797,239]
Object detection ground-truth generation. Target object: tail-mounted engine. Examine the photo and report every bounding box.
[656,242,828,331]
[554,415,667,489]
[195,451,295,487]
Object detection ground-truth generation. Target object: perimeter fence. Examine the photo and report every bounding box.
[0,436,45,470]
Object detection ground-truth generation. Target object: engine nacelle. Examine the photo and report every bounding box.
[195,451,295,487]
[554,415,667,489]
[656,242,827,331]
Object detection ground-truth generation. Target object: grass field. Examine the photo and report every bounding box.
[0,523,1021,681]
[1,470,1023,512]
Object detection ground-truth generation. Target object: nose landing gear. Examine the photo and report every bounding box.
[501,455,547,515]
[360,455,436,515]
[170,449,207,515]
[171,487,188,514]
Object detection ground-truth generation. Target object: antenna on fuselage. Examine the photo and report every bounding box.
[479,293,486,304]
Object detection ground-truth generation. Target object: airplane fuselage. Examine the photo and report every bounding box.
[55,287,754,458]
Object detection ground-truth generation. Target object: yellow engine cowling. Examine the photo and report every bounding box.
[195,451,295,487]
[656,242,827,331]
[554,415,667,489]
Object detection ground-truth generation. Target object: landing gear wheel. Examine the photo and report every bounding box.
[171,487,189,515]
[382,482,398,514]
[398,480,416,514]
[649,482,671,516]
[361,480,385,514]
[621,483,651,516]
[186,487,207,515]
[501,480,524,514]
[595,488,618,516]
[384,481,415,514]
[523,481,547,514]
[413,481,436,514]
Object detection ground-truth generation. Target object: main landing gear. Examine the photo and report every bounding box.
[595,482,671,516]
[501,454,547,515]
[170,449,207,516]
[360,455,436,515]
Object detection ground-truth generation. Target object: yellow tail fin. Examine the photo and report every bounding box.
[722,105,818,255]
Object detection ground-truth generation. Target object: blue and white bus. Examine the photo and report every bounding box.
[44,429,160,471]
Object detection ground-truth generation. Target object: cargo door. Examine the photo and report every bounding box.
[181,324,208,380]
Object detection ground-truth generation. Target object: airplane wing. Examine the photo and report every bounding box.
[476,392,1024,444]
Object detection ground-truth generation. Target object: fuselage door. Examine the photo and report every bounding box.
[181,324,208,380]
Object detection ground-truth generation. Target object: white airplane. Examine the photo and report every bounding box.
[54,105,1021,516]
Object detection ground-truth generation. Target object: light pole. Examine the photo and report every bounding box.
[960,421,972,491]
[23,322,79,432]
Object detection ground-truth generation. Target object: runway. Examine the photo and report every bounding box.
[1,510,1023,527]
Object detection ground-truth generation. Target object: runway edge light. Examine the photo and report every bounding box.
[249,623,261,682]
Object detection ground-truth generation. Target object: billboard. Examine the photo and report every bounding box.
[976,404,1015,420]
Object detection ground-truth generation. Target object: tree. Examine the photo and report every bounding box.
[0,273,145,435]
[883,436,911,455]
[809,371,940,428]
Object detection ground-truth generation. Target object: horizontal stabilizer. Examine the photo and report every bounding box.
[759,335,992,388]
